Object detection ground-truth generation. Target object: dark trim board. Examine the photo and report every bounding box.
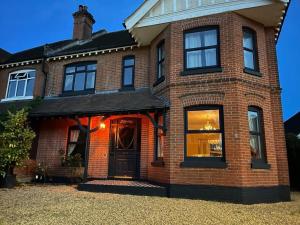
[167,184,291,204]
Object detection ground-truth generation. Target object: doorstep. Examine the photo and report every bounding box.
[77,180,167,197]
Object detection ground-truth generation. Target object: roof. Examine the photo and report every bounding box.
[0,100,33,115]
[27,89,167,117]
[55,30,136,56]
[0,48,11,63]
[4,40,73,64]
[284,112,300,135]
[1,30,136,65]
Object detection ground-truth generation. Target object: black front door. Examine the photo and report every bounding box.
[108,118,141,179]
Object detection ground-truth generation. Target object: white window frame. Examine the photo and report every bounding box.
[2,69,36,102]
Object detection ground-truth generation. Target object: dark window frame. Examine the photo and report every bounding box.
[243,27,260,73]
[62,61,97,95]
[156,40,165,82]
[66,125,88,165]
[248,106,269,168]
[183,25,221,73]
[121,55,135,90]
[183,105,226,166]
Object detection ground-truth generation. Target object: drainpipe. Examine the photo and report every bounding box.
[41,45,48,98]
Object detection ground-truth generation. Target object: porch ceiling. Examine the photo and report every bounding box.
[29,89,168,118]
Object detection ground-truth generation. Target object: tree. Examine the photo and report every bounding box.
[0,109,36,178]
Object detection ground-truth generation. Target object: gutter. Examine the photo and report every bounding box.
[276,0,291,44]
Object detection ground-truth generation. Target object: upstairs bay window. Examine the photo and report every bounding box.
[243,28,260,74]
[63,62,96,94]
[184,26,220,73]
[157,41,165,81]
[5,70,35,100]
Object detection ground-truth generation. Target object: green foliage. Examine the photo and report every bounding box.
[0,109,36,177]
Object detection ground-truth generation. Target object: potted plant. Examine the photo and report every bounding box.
[59,150,84,183]
[0,109,36,188]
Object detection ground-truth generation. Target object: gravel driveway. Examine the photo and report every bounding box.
[0,185,299,225]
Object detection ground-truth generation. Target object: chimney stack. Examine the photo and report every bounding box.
[72,5,95,40]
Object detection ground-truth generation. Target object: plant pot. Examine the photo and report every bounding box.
[0,173,16,188]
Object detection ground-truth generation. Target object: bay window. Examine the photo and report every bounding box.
[248,107,267,166]
[5,70,36,100]
[243,28,259,73]
[63,62,96,94]
[184,26,220,72]
[157,41,165,81]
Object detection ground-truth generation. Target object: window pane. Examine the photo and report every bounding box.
[74,73,85,91]
[10,74,17,80]
[86,72,95,89]
[66,67,75,73]
[16,80,25,96]
[203,30,217,47]
[204,48,217,66]
[87,64,97,71]
[76,66,85,72]
[250,134,262,160]
[25,79,34,96]
[243,31,254,49]
[248,111,259,132]
[244,50,254,69]
[188,110,220,131]
[64,74,74,91]
[16,73,26,79]
[7,80,17,98]
[187,133,223,157]
[157,135,164,158]
[27,71,36,78]
[186,50,202,68]
[185,32,202,49]
[123,67,133,86]
[124,58,134,67]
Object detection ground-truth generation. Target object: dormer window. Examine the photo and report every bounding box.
[4,69,36,101]
[63,62,96,95]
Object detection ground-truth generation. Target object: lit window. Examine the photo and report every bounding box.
[157,41,165,80]
[248,107,266,161]
[243,28,259,72]
[63,62,96,93]
[5,70,35,100]
[67,126,87,165]
[185,106,224,158]
[155,114,164,160]
[184,27,220,70]
[122,56,135,89]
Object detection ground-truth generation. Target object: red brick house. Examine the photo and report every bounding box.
[0,0,291,203]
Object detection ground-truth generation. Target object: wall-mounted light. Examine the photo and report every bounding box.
[100,122,106,129]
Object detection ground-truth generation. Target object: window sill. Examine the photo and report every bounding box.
[251,160,271,170]
[1,96,34,102]
[119,87,135,92]
[61,90,95,97]
[243,68,262,77]
[151,160,165,167]
[181,67,223,76]
[153,76,165,87]
[180,160,227,169]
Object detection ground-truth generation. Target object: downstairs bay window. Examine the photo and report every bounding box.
[4,70,36,101]
[181,105,226,168]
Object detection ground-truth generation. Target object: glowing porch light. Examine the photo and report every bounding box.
[100,122,106,129]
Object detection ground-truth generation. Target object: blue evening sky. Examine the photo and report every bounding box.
[0,0,299,120]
